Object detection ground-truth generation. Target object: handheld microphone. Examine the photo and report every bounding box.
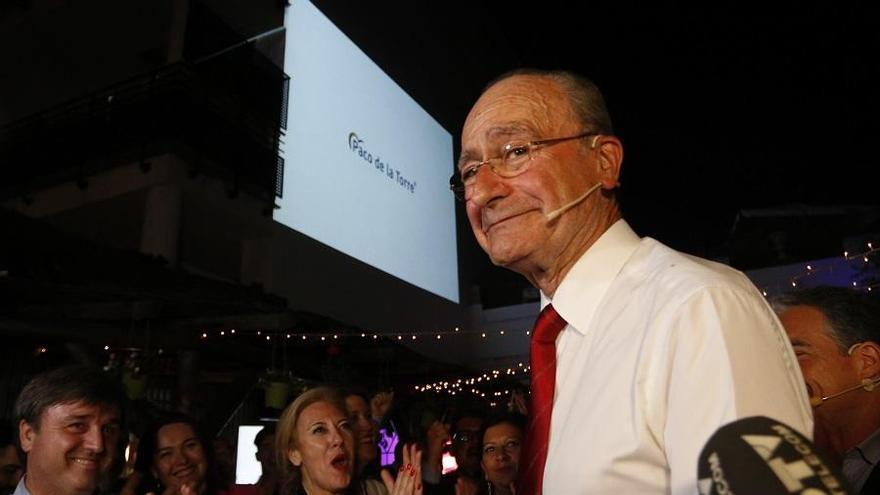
[697,416,850,494]
[544,182,602,223]
[809,376,880,407]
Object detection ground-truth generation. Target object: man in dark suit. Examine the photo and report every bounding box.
[773,286,880,494]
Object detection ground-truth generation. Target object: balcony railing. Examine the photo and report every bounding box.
[0,44,288,203]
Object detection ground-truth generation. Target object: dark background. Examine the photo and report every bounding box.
[310,1,880,306]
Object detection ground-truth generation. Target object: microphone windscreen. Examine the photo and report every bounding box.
[697,416,851,494]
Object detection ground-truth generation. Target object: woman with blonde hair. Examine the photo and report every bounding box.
[276,386,422,495]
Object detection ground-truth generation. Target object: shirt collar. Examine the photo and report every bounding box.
[541,219,641,335]
[13,477,32,495]
[852,427,880,465]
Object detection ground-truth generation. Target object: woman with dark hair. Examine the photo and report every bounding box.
[341,388,386,495]
[477,413,525,495]
[125,413,223,495]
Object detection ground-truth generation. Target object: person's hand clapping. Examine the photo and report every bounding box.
[381,443,423,495]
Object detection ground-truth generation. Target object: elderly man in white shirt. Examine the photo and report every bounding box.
[451,68,812,494]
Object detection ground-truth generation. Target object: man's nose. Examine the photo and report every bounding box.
[468,164,506,206]
[83,425,106,453]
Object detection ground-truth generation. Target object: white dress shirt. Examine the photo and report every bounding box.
[542,220,813,494]
[12,478,31,495]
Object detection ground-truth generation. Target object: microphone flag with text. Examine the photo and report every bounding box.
[697,416,850,495]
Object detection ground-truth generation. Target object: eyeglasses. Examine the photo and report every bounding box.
[449,131,599,201]
[452,430,479,444]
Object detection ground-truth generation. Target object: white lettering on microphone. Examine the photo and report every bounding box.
[706,452,734,495]
[769,425,846,494]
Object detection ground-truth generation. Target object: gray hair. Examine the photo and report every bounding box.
[483,68,614,135]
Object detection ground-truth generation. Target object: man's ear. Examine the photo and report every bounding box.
[19,419,35,453]
[287,447,303,467]
[853,341,880,379]
[593,135,623,189]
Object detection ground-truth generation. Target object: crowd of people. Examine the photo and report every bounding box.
[2,282,879,495]
[0,361,531,495]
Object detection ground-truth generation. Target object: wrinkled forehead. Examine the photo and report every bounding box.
[462,75,576,145]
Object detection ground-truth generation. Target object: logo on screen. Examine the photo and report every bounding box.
[347,132,416,194]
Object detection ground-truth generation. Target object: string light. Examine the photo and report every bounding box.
[760,242,880,296]
[412,363,530,401]
[193,324,538,344]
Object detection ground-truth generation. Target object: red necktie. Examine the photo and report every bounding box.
[517,303,567,495]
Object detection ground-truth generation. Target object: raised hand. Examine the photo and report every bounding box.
[425,419,451,468]
[381,443,423,495]
[371,390,394,423]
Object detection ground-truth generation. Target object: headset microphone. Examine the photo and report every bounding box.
[809,376,880,407]
[544,182,602,223]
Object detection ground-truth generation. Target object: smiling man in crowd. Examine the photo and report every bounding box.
[13,365,126,495]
